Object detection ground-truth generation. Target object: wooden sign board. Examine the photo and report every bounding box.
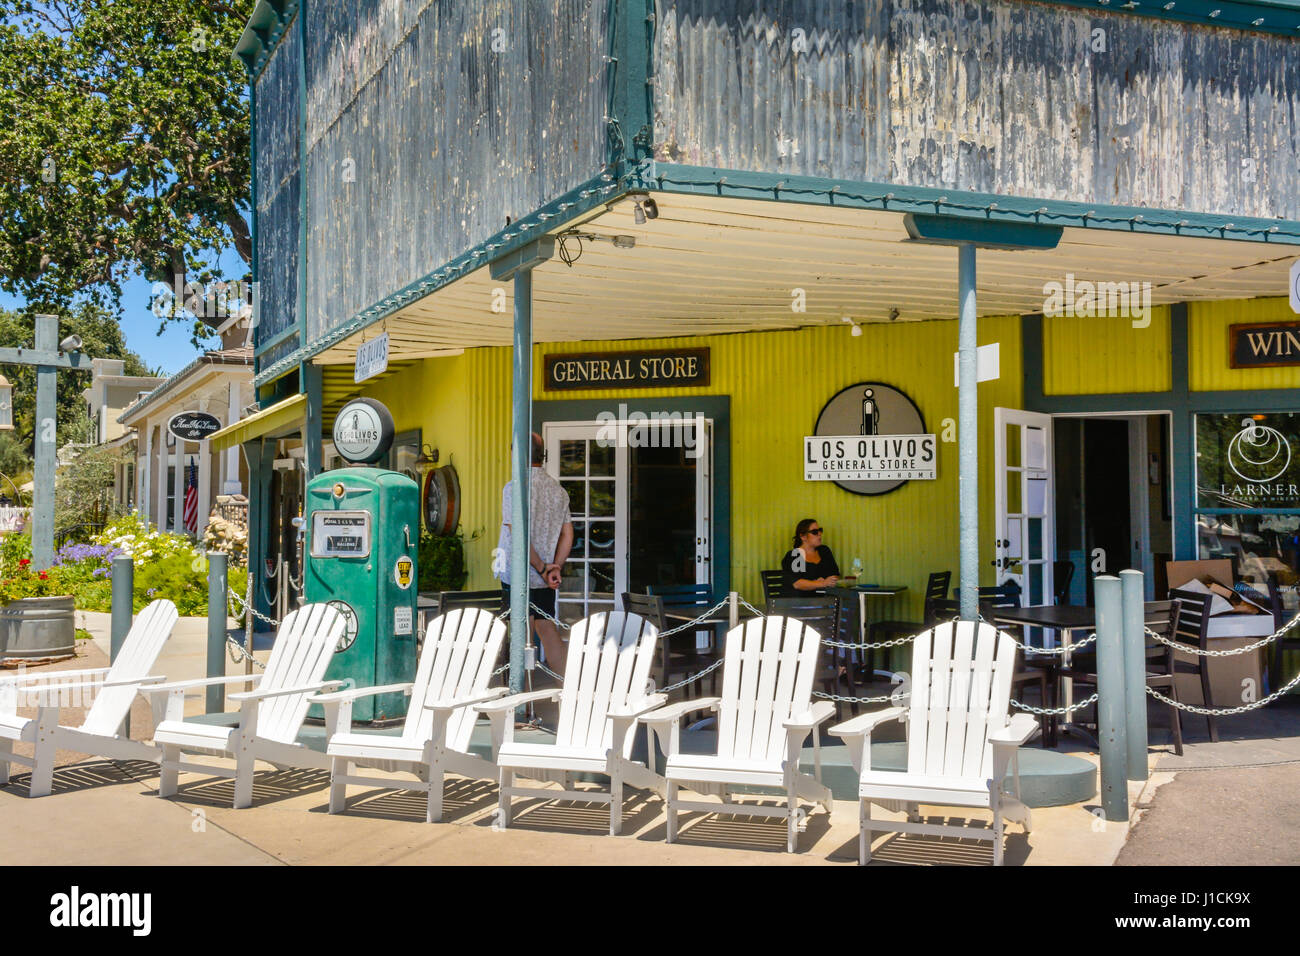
[1229,321,1300,368]
[543,348,710,391]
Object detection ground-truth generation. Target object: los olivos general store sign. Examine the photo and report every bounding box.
[804,383,936,496]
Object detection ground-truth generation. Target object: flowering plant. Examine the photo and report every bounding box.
[0,557,71,604]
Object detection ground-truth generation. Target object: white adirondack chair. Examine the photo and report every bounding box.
[151,603,346,809]
[480,611,666,835]
[316,607,508,822]
[831,620,1037,865]
[0,599,178,797]
[641,615,835,853]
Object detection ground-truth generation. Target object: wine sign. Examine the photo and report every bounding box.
[168,411,222,442]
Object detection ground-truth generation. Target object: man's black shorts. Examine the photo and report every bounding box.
[501,581,557,620]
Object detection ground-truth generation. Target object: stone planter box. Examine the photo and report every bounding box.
[0,594,76,660]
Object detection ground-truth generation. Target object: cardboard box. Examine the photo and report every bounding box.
[1165,559,1233,592]
[1164,559,1268,706]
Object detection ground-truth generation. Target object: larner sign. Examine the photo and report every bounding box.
[168,411,222,442]
[544,348,709,390]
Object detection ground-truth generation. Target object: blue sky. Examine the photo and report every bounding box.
[0,246,250,377]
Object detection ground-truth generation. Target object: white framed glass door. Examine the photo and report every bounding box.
[994,407,1055,606]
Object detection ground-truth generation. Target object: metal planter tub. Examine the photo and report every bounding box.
[0,595,76,660]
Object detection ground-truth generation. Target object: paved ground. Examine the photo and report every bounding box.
[7,611,1292,866]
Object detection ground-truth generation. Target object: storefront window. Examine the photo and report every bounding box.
[1194,413,1300,602]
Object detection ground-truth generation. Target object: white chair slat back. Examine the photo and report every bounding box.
[257,604,345,744]
[81,599,178,736]
[403,608,505,753]
[906,621,1017,779]
[717,617,820,763]
[555,612,657,756]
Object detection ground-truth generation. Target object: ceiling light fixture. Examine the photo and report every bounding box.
[841,316,862,337]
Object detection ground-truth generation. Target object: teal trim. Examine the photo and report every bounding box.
[234,0,299,79]
[654,163,1300,245]
[531,396,732,599]
[249,79,259,372]
[1024,305,1300,562]
[257,321,299,356]
[607,0,654,170]
[905,213,1062,249]
[254,171,623,387]
[1016,0,1300,38]
[301,362,322,479]
[294,2,308,373]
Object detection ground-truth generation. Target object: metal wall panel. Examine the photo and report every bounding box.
[654,0,1300,221]
[298,0,611,345]
[1189,297,1300,392]
[1043,308,1172,395]
[358,317,1024,619]
[254,19,302,354]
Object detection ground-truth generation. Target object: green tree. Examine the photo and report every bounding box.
[0,1,251,325]
[0,303,151,455]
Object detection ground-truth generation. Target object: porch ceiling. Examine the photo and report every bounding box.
[310,192,1298,366]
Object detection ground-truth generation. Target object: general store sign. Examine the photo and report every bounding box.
[354,332,389,383]
[804,435,937,482]
[544,348,709,390]
[805,382,935,495]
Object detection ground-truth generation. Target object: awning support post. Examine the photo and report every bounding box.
[957,242,979,621]
[491,239,555,698]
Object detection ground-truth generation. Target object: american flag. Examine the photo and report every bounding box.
[183,458,199,533]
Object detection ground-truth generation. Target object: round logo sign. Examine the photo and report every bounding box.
[1228,418,1292,484]
[332,398,395,464]
[394,555,414,591]
[168,411,222,442]
[327,600,359,653]
[811,382,930,496]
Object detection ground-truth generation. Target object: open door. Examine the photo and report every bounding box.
[994,408,1055,607]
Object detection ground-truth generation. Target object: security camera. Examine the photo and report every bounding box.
[59,334,83,353]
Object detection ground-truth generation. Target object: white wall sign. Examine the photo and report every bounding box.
[952,342,1000,386]
[804,434,937,482]
[354,332,389,383]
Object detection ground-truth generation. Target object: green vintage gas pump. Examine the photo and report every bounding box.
[303,399,418,723]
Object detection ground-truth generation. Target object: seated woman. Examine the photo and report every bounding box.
[781,518,840,596]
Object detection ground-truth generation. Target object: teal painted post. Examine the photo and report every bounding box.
[1094,575,1129,821]
[206,552,229,714]
[957,243,979,621]
[509,268,533,697]
[31,314,57,570]
[111,554,133,734]
[1120,569,1149,781]
[302,362,323,481]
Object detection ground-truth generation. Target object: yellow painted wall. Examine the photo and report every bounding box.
[365,318,1023,620]
[1042,307,1171,394]
[1189,297,1300,392]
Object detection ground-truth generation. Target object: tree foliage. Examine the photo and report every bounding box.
[0,304,151,455]
[0,0,251,316]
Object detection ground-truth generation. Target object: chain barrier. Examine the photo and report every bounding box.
[1144,612,1300,657]
[1146,666,1300,716]
[1011,693,1100,716]
[656,657,726,695]
[813,689,907,705]
[229,587,281,628]
[225,634,266,670]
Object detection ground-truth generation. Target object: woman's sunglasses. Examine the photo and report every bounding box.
[807,527,823,535]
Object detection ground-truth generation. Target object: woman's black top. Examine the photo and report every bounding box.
[780,545,839,597]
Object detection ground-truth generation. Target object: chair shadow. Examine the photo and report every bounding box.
[823,815,1030,866]
[482,785,664,837]
[1,759,157,798]
[149,767,332,808]
[636,798,834,854]
[317,777,498,824]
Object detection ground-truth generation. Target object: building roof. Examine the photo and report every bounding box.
[118,346,253,425]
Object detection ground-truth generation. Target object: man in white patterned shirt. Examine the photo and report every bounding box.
[496,433,574,673]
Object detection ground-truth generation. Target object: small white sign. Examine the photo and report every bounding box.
[804,434,937,482]
[355,332,389,383]
[394,605,413,636]
[1290,260,1300,314]
[952,342,1000,386]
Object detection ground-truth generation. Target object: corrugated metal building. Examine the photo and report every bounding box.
[227,0,1300,631]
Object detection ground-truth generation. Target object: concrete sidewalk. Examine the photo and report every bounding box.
[1,614,1144,866]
